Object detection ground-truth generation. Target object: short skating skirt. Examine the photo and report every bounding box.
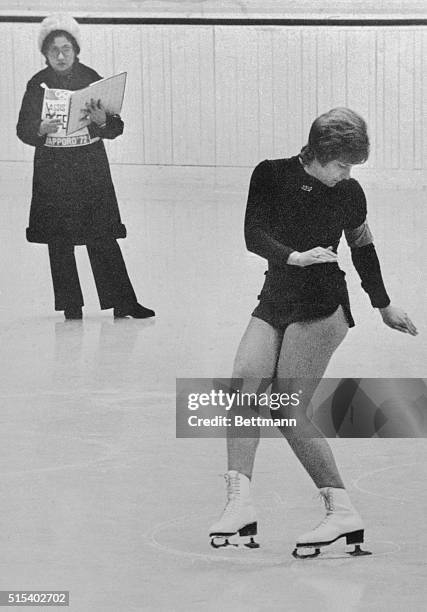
[251,272,355,331]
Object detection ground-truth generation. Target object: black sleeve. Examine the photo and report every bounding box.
[244,160,295,265]
[343,179,368,230]
[16,79,46,147]
[87,113,124,140]
[345,180,390,308]
[351,244,391,308]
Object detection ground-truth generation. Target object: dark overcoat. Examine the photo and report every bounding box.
[16,61,127,245]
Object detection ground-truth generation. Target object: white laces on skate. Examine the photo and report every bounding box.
[319,489,335,512]
[311,490,335,530]
[220,472,242,516]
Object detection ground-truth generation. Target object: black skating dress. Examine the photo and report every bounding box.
[245,156,390,330]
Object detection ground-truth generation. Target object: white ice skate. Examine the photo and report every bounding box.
[209,470,259,549]
[293,487,372,558]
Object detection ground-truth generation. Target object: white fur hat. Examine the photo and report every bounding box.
[38,13,81,52]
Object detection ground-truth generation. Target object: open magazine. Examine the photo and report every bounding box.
[66,72,127,135]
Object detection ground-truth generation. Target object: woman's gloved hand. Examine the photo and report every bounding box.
[83,98,107,126]
[38,117,62,135]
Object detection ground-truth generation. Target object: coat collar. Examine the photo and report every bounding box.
[46,59,81,90]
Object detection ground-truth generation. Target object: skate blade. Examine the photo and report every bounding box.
[293,530,372,559]
[210,534,260,550]
[347,544,372,557]
[292,542,372,559]
[292,547,321,559]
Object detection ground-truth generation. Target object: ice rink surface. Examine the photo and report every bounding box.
[0,166,426,611]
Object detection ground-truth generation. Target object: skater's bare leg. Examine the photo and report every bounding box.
[275,377,345,488]
[274,306,349,489]
[210,317,282,545]
[227,317,283,479]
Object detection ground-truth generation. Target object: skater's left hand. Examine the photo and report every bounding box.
[83,98,107,126]
[379,305,418,336]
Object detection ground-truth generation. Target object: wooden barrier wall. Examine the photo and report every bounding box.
[1,22,425,173]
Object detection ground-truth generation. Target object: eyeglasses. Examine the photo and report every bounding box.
[47,45,74,58]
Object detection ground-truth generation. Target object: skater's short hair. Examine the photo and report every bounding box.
[300,108,369,166]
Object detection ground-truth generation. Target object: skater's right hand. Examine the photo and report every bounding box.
[288,246,338,267]
[38,118,62,135]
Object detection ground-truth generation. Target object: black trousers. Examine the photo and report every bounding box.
[48,238,137,311]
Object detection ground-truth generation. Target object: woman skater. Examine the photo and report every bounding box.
[17,14,154,320]
[209,108,417,557]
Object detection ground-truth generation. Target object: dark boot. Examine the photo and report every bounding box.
[113,303,155,319]
[64,306,83,320]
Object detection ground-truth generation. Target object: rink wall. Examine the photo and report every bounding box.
[0,20,425,182]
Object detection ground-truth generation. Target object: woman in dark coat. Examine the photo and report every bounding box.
[17,13,154,320]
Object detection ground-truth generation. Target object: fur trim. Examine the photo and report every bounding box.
[38,13,81,52]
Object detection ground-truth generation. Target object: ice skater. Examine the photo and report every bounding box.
[209,108,417,557]
[17,14,155,320]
